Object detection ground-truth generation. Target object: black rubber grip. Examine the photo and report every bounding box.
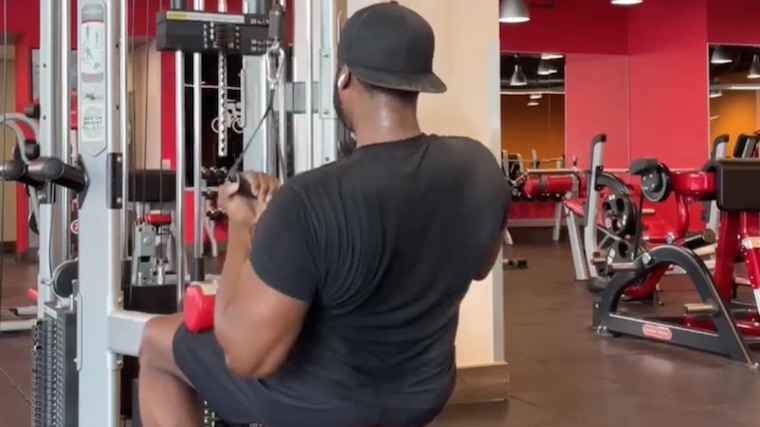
[228,172,256,200]
[27,157,87,193]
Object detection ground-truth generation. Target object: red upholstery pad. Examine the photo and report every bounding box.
[145,213,173,227]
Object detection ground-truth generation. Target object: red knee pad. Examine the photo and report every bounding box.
[184,282,218,333]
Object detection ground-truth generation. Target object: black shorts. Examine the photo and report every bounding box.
[172,325,445,427]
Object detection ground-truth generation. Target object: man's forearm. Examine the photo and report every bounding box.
[215,225,253,314]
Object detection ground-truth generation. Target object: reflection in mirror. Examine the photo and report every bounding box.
[500,52,567,236]
[500,52,566,174]
[708,44,760,158]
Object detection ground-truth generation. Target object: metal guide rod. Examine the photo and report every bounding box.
[305,0,314,169]
[174,0,187,308]
[118,0,129,260]
[277,49,287,181]
[217,0,228,157]
[38,0,63,308]
[277,0,287,180]
[242,0,270,175]
[60,0,72,260]
[76,0,123,422]
[319,0,340,166]
[192,0,205,280]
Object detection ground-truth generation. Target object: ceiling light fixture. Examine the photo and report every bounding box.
[710,78,722,98]
[509,64,528,86]
[710,46,732,65]
[499,0,530,24]
[611,0,643,5]
[749,55,760,79]
[530,93,542,100]
[527,100,540,107]
[537,59,558,76]
[710,77,723,98]
[541,53,563,60]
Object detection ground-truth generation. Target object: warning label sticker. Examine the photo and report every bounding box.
[81,105,105,141]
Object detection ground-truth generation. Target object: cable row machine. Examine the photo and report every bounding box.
[0,0,342,425]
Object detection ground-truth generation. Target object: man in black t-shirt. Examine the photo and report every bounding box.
[137,2,509,427]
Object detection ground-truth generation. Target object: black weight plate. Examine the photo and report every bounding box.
[640,163,672,203]
[52,259,78,299]
[600,193,638,238]
[28,212,39,235]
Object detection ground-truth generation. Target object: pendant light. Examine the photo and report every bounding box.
[611,0,643,5]
[500,0,530,24]
[748,55,760,79]
[509,64,528,86]
[710,46,732,65]
[709,78,722,98]
[537,59,558,76]
[541,53,563,60]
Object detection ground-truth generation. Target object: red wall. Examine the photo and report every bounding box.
[627,0,710,229]
[500,0,628,55]
[707,0,760,45]
[627,0,710,168]
[565,54,630,170]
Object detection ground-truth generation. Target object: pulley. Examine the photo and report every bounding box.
[639,163,672,202]
[600,191,638,238]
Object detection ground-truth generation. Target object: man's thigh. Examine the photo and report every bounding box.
[172,324,266,424]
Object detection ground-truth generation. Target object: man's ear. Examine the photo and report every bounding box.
[337,66,352,90]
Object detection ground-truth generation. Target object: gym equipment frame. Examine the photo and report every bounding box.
[592,158,760,366]
[23,0,343,425]
[565,135,725,283]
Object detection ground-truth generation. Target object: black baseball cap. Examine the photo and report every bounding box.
[338,1,447,94]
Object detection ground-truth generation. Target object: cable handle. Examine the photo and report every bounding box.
[226,171,257,200]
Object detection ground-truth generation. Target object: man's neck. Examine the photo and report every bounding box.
[354,115,422,148]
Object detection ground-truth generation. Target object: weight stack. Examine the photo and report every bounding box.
[31,305,79,427]
[31,320,52,427]
[53,305,79,427]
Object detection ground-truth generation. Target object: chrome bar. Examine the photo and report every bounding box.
[175,50,187,308]
[60,0,72,260]
[305,0,314,169]
[118,0,129,260]
[192,0,205,266]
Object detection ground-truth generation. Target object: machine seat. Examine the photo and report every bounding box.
[145,213,173,227]
[564,199,605,227]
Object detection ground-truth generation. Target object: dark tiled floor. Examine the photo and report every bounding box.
[3,243,760,426]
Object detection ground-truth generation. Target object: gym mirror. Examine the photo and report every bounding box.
[708,44,760,158]
[500,52,566,176]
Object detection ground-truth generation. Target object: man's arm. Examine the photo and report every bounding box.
[474,178,511,281]
[474,213,508,281]
[214,187,319,378]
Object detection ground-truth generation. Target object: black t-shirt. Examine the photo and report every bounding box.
[250,134,509,409]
